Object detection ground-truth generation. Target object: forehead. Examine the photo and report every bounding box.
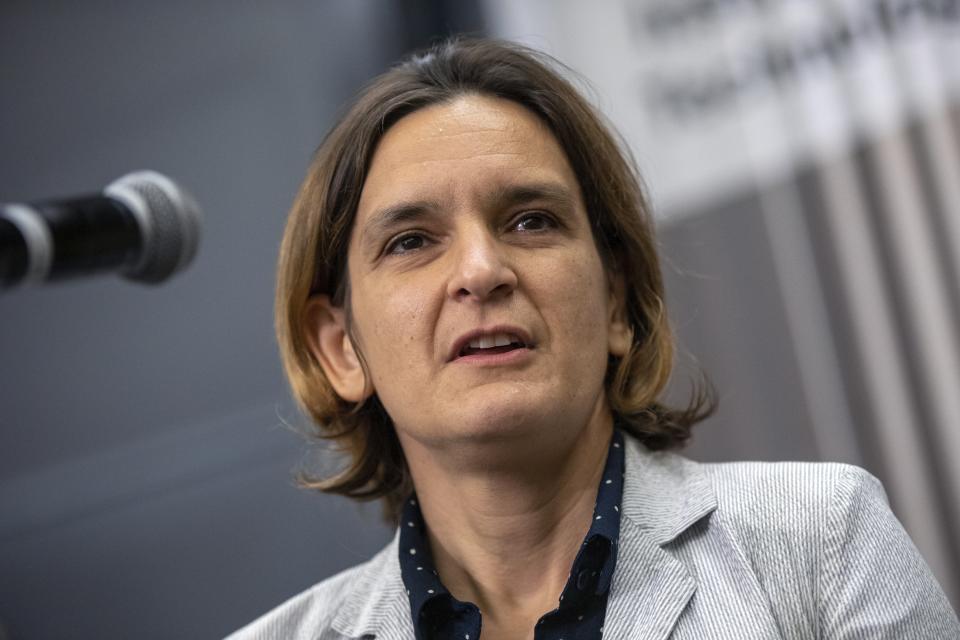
[355,94,582,218]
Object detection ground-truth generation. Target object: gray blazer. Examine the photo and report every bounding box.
[227,438,960,639]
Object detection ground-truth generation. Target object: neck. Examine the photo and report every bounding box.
[399,400,615,634]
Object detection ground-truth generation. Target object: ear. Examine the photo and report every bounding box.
[303,295,369,402]
[606,272,633,358]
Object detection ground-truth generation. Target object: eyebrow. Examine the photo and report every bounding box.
[359,180,578,253]
[484,181,578,211]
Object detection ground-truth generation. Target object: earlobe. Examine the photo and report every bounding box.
[608,317,632,357]
[303,295,369,402]
[607,274,633,357]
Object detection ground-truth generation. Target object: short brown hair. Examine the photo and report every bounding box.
[276,37,714,523]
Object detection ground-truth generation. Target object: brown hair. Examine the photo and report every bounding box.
[276,37,714,523]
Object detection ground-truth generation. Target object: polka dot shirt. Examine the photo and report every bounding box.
[398,430,625,640]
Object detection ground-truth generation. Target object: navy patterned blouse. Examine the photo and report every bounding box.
[398,430,625,639]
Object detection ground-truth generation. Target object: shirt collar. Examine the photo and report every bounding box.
[579,428,625,594]
[397,430,625,636]
[398,495,480,640]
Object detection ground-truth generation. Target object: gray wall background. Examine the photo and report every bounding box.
[2,3,953,640]
[0,3,467,638]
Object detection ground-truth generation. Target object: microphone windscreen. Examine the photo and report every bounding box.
[104,171,202,284]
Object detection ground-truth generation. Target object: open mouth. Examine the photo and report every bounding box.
[457,332,528,358]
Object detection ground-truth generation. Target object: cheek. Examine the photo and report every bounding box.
[539,251,609,330]
[528,250,611,377]
[350,276,435,381]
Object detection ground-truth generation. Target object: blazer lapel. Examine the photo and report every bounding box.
[604,438,718,639]
[604,523,697,639]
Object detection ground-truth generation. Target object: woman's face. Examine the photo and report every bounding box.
[343,94,629,450]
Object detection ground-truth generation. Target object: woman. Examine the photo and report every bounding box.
[229,38,959,639]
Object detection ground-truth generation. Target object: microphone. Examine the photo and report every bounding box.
[0,170,202,289]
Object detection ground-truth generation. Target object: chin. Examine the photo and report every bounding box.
[445,388,584,445]
[458,405,544,441]
[386,377,605,453]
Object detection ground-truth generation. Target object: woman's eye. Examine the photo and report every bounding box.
[386,233,427,255]
[513,213,554,232]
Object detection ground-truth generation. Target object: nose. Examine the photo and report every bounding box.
[447,229,518,302]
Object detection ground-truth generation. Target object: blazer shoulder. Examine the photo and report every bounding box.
[697,460,885,585]
[691,460,960,635]
[224,543,394,640]
[702,459,882,528]
[695,461,887,633]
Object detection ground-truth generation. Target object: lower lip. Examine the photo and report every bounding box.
[452,347,534,366]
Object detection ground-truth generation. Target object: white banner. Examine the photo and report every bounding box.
[485,0,960,217]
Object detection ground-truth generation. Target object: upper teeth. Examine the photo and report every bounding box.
[469,333,521,349]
